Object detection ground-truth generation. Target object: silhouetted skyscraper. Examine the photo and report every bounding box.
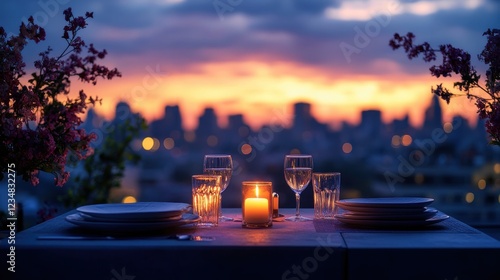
[227,114,251,138]
[164,105,184,142]
[423,94,443,130]
[195,107,220,146]
[164,105,183,133]
[150,105,185,143]
[114,101,132,121]
[110,101,143,142]
[293,102,313,130]
[360,109,382,138]
[391,114,411,135]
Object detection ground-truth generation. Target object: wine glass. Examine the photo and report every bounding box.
[284,154,313,222]
[203,154,233,221]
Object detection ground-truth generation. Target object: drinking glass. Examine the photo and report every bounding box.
[313,172,341,219]
[284,154,313,222]
[192,175,221,227]
[203,154,233,221]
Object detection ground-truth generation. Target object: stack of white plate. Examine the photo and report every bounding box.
[334,197,449,228]
[65,202,199,232]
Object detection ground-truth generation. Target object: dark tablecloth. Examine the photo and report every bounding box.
[1,208,499,280]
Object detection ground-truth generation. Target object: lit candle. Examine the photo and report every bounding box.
[243,186,269,224]
[242,181,272,228]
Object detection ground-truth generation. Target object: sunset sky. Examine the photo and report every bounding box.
[1,0,499,130]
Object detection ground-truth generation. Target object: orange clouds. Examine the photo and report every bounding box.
[83,58,478,131]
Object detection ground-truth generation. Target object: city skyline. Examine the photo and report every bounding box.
[2,0,496,130]
[86,93,482,137]
[82,93,491,171]
[85,91,498,226]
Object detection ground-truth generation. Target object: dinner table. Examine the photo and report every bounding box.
[1,208,500,280]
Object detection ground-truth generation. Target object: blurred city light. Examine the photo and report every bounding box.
[184,131,195,142]
[240,143,252,155]
[391,135,401,147]
[478,179,486,190]
[414,173,424,184]
[401,134,412,146]
[207,135,218,147]
[342,142,353,154]
[443,122,453,133]
[163,138,175,150]
[465,192,475,203]
[142,137,155,150]
[122,196,137,203]
[494,163,500,174]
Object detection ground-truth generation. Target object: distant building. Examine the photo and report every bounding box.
[360,109,382,139]
[150,105,185,145]
[422,94,443,133]
[195,107,220,148]
[226,114,251,138]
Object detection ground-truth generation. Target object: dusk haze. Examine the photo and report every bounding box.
[1,0,498,130]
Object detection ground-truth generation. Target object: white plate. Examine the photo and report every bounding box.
[337,197,434,208]
[65,213,200,232]
[78,213,183,223]
[340,208,438,220]
[337,204,428,214]
[334,213,449,228]
[77,202,191,221]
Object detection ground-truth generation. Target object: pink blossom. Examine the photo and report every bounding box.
[390,30,500,144]
[1,8,121,186]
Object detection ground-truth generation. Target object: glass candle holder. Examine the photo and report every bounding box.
[242,181,273,228]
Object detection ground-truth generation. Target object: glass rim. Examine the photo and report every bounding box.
[312,172,341,176]
[204,154,232,158]
[192,174,222,179]
[285,154,312,158]
[242,180,272,185]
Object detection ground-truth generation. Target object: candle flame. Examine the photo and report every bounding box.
[255,186,259,197]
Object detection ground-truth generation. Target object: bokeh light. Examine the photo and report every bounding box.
[391,135,401,147]
[122,196,137,203]
[465,192,475,203]
[207,135,218,147]
[163,138,175,150]
[342,142,353,154]
[401,134,412,146]
[443,122,453,133]
[477,179,486,190]
[241,143,252,155]
[142,137,155,151]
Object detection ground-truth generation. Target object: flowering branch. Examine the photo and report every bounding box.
[389,29,500,145]
[0,8,121,186]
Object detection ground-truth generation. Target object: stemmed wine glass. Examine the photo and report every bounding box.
[284,154,313,222]
[203,154,233,221]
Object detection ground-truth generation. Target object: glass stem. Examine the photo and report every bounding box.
[295,193,301,218]
[219,194,222,219]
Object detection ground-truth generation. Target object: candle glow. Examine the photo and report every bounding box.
[244,186,269,224]
[242,181,273,228]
